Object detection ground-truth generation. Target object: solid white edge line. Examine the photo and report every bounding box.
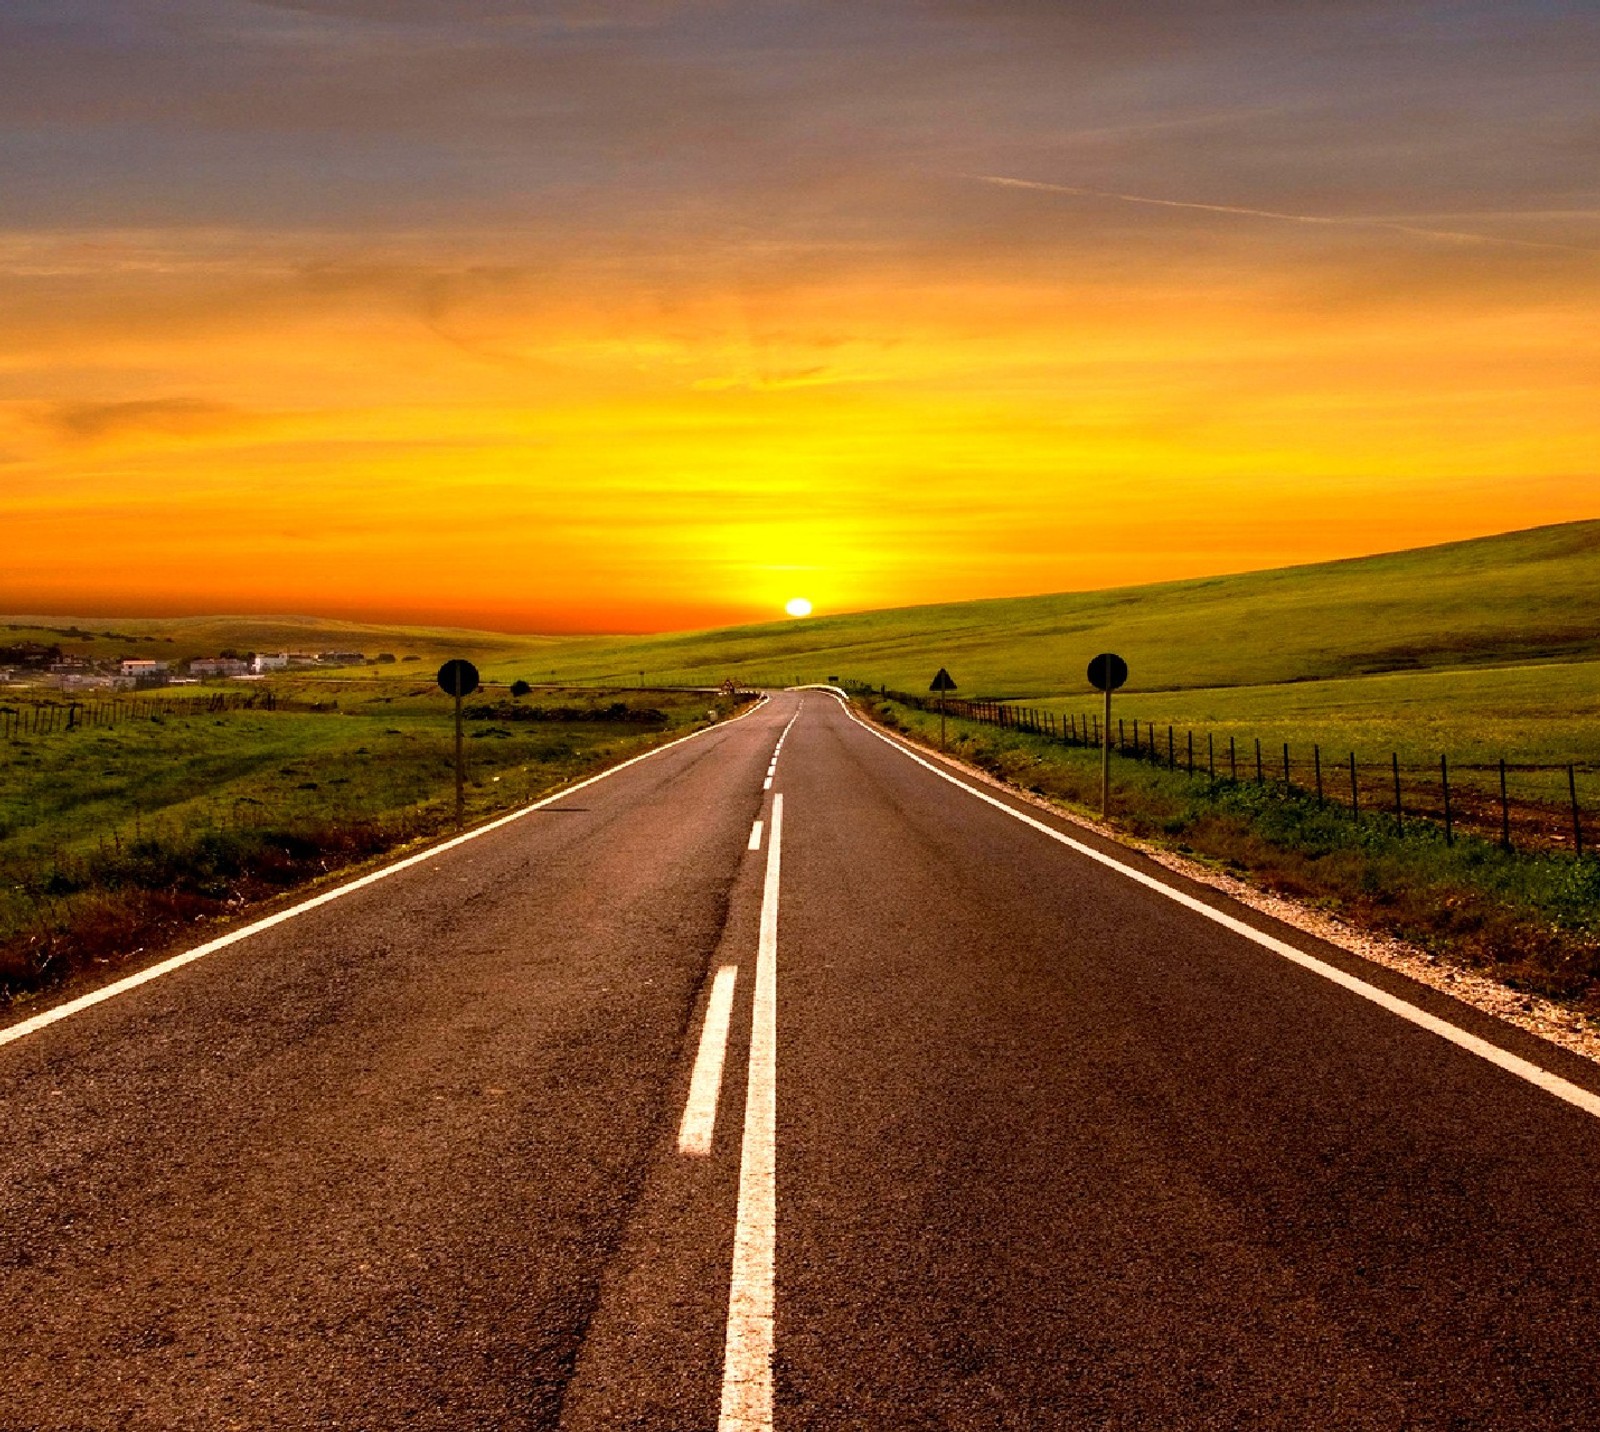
[817,688,1600,1123]
[748,820,764,851]
[0,692,779,1052]
[718,792,782,1432]
[678,965,740,1157]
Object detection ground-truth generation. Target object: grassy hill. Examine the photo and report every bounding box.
[0,613,561,669]
[524,520,1600,695]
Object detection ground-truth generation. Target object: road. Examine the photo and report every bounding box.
[5,688,1600,1429]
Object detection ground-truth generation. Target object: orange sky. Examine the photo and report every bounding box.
[2,3,1597,632]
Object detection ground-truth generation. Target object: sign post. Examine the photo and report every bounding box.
[929,668,957,750]
[436,659,481,829]
[1087,653,1128,821]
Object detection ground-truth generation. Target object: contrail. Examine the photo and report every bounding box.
[974,175,1600,255]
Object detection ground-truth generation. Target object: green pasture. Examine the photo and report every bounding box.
[0,683,733,998]
[0,681,717,870]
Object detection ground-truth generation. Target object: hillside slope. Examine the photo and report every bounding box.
[528,520,1600,696]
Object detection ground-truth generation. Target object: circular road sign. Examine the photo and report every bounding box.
[437,659,481,698]
[1087,653,1128,692]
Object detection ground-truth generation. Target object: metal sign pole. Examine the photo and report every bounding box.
[436,659,481,833]
[1087,652,1127,823]
[454,685,465,829]
[928,668,957,752]
[1101,684,1111,820]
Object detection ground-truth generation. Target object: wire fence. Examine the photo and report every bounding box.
[0,689,301,739]
[863,685,1592,858]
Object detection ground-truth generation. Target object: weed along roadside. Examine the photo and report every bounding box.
[851,684,1600,1020]
[0,680,754,1009]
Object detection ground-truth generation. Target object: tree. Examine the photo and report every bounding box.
[510,679,532,697]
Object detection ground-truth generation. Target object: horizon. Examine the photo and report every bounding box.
[3,3,1597,629]
[4,513,1594,639]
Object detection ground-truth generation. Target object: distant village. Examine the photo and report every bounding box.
[0,639,421,691]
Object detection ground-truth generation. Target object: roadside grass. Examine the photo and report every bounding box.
[867,698,1600,1011]
[0,682,743,1006]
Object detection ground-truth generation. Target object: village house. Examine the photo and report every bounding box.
[119,658,169,679]
[252,652,290,673]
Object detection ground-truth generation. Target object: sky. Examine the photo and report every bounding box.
[2,0,1597,633]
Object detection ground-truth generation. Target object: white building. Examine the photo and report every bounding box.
[119,658,169,679]
[252,652,290,673]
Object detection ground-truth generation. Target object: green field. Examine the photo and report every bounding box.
[0,681,740,1003]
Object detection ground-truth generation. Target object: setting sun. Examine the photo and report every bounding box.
[785,598,814,618]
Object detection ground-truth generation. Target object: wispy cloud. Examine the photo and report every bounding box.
[44,398,243,441]
[973,176,1600,256]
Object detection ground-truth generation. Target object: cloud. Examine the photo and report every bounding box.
[44,398,243,441]
[972,176,1600,257]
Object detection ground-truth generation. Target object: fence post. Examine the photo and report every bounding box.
[1574,768,1587,857]
[1392,752,1403,834]
[1118,718,1125,752]
[1229,735,1237,783]
[1349,753,1359,821]
[1499,758,1511,852]
[1255,738,1263,784]
[1187,729,1194,776]
[1314,745,1323,805]
[1442,754,1453,846]
[1572,765,1584,857]
[1283,742,1291,792]
[1208,732,1215,791]
[1168,725,1175,769]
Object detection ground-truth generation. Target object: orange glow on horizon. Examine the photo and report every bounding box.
[3,228,1597,633]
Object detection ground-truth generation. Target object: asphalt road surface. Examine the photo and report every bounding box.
[6,689,1600,1430]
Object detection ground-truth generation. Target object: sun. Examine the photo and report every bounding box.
[784,597,813,618]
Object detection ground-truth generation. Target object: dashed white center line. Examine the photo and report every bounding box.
[748,819,764,851]
[678,966,740,1158]
[718,792,782,1432]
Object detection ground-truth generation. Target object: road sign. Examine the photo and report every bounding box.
[437,659,480,697]
[1087,653,1127,693]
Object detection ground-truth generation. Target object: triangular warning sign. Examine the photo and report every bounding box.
[929,668,957,692]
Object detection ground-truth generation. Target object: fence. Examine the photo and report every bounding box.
[862,685,1591,858]
[0,690,289,740]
